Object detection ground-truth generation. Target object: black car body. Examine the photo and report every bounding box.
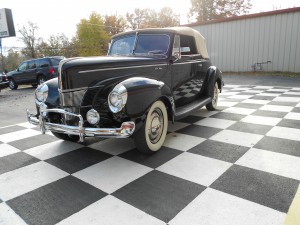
[7,56,64,90]
[0,73,9,92]
[27,27,223,153]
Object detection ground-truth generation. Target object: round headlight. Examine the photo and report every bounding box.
[35,84,49,102]
[108,84,127,113]
[86,109,100,125]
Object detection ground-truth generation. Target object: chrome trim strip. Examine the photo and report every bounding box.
[26,109,135,142]
[78,64,167,74]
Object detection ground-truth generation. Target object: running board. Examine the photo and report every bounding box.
[174,97,212,120]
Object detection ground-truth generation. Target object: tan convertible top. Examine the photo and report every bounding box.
[112,27,209,59]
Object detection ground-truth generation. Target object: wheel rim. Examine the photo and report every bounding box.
[9,80,14,89]
[148,107,164,144]
[38,77,45,85]
[212,83,219,108]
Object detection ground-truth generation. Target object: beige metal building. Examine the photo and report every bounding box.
[188,7,300,73]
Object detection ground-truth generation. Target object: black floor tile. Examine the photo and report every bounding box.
[177,124,222,139]
[267,101,297,106]
[292,107,300,113]
[113,170,205,222]
[251,110,287,118]
[9,134,59,151]
[119,147,182,168]
[0,125,26,135]
[250,96,275,101]
[277,119,300,129]
[210,165,299,213]
[234,103,263,109]
[7,176,107,225]
[228,122,273,135]
[178,115,204,124]
[188,140,249,163]
[254,136,300,157]
[45,147,112,174]
[210,112,245,121]
[0,152,40,175]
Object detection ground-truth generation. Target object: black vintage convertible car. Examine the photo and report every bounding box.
[27,27,223,153]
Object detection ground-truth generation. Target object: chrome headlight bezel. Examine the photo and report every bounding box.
[86,109,100,125]
[108,84,127,113]
[35,84,49,103]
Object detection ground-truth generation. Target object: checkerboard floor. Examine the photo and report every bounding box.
[0,85,300,225]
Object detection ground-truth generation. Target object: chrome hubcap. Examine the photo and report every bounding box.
[148,108,164,144]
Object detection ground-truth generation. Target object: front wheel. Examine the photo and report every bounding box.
[206,82,219,111]
[134,100,168,154]
[8,79,18,90]
[51,131,80,142]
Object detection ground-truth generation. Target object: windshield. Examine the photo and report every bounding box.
[109,33,170,57]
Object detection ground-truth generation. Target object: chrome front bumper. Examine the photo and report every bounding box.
[26,108,135,142]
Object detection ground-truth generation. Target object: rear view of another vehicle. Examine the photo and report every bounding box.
[7,56,64,90]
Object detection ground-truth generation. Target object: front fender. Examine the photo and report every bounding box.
[44,78,59,108]
[205,66,221,97]
[119,77,172,117]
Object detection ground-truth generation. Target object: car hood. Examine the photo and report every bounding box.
[59,56,167,91]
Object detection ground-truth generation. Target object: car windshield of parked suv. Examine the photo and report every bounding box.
[109,33,170,57]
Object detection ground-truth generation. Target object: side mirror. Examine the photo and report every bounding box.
[172,51,181,62]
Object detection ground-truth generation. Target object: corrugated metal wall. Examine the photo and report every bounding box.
[191,10,300,73]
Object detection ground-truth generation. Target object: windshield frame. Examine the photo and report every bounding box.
[108,32,171,58]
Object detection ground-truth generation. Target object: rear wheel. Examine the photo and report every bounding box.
[134,100,168,154]
[206,82,219,111]
[37,75,46,85]
[51,131,80,142]
[8,79,18,90]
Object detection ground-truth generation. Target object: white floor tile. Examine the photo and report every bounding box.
[236,148,300,181]
[16,122,37,129]
[273,97,300,103]
[223,85,241,88]
[253,86,273,89]
[242,90,264,93]
[210,130,263,147]
[194,117,236,129]
[57,195,165,225]
[284,112,300,121]
[89,138,136,155]
[73,156,152,194]
[267,126,300,142]
[291,88,300,91]
[231,88,251,91]
[220,92,240,96]
[257,93,281,97]
[0,203,28,225]
[169,188,285,225]
[168,121,190,132]
[241,115,281,126]
[222,107,256,115]
[157,152,232,186]
[163,133,206,151]
[242,99,270,105]
[268,89,288,92]
[227,95,252,100]
[24,140,82,160]
[0,144,20,157]
[283,92,300,96]
[259,105,293,112]
[297,102,300,107]
[218,101,238,107]
[0,162,68,201]
[0,129,41,143]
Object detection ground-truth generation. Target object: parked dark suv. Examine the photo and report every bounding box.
[7,56,64,90]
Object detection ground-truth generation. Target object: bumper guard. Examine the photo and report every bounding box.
[26,108,135,142]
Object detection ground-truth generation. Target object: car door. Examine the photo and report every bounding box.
[171,35,204,107]
[27,60,38,83]
[14,61,28,83]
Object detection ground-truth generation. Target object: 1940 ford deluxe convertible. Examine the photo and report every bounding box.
[27,27,223,154]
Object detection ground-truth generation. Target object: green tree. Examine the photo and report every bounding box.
[126,7,179,29]
[18,21,41,58]
[189,0,252,22]
[75,12,110,56]
[104,15,127,36]
[4,49,25,71]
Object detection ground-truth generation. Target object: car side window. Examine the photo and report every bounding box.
[38,58,50,68]
[18,62,28,71]
[179,35,198,55]
[28,60,36,69]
